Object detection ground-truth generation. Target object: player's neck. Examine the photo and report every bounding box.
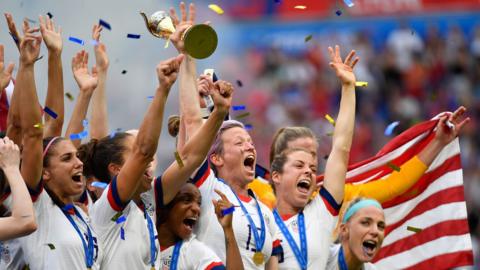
[157,223,179,248]
[227,179,249,198]
[342,242,363,270]
[276,199,301,217]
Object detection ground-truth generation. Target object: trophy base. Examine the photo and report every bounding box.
[184,24,218,59]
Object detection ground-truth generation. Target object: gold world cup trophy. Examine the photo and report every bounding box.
[140,11,218,59]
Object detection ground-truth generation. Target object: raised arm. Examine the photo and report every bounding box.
[170,2,204,141]
[160,78,232,205]
[39,15,64,137]
[90,24,109,139]
[115,55,184,203]
[65,50,98,148]
[213,189,245,270]
[346,106,471,203]
[323,45,359,204]
[17,20,44,189]
[0,137,36,241]
[4,14,23,145]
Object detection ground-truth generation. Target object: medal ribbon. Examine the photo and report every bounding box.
[273,209,307,270]
[62,204,94,269]
[170,241,183,270]
[145,210,157,269]
[338,246,348,270]
[224,183,266,253]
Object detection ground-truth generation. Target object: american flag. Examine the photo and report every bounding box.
[343,116,473,269]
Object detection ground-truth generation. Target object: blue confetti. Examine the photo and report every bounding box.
[245,124,253,130]
[69,130,88,140]
[68,36,84,45]
[336,10,342,16]
[232,105,246,111]
[221,206,235,216]
[127,34,141,39]
[120,227,125,240]
[115,215,126,224]
[82,119,89,127]
[43,107,58,119]
[384,121,400,136]
[147,95,154,100]
[99,19,111,30]
[91,181,108,189]
[343,0,354,7]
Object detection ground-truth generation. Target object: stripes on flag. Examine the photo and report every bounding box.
[331,115,473,269]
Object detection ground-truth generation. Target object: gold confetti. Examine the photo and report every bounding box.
[355,81,368,87]
[46,243,55,250]
[304,34,313,42]
[111,211,123,222]
[294,5,307,9]
[34,123,44,128]
[174,151,184,168]
[387,161,400,172]
[208,4,224,15]
[325,114,335,126]
[235,112,250,119]
[406,226,422,233]
[65,92,74,101]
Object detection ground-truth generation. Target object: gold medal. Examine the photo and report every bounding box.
[151,267,155,270]
[253,252,264,265]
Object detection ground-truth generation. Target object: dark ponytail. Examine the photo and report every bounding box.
[78,133,133,183]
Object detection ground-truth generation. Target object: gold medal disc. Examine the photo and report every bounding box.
[253,252,264,265]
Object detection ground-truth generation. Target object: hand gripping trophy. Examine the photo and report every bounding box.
[140,3,218,59]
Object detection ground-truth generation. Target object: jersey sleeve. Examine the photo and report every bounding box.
[190,240,225,270]
[190,160,218,195]
[343,156,428,203]
[90,177,128,228]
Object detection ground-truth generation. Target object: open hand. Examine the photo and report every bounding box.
[92,24,109,72]
[328,45,359,86]
[213,189,235,229]
[169,2,195,53]
[19,20,42,65]
[156,54,184,91]
[39,15,62,53]
[72,50,98,93]
[0,45,14,90]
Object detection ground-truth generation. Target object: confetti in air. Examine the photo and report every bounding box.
[99,19,111,30]
[68,36,84,45]
[208,4,224,15]
[384,121,400,136]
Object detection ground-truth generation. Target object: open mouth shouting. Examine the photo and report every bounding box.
[243,155,255,174]
[296,178,312,194]
[182,216,198,234]
[362,239,378,258]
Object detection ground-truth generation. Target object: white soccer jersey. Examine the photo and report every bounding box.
[90,176,161,270]
[276,188,341,269]
[160,235,225,270]
[326,244,377,270]
[190,161,282,270]
[4,186,103,270]
[0,193,26,270]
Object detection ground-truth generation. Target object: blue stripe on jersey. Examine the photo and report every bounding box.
[110,176,127,209]
[209,266,225,270]
[190,160,209,184]
[28,180,44,201]
[319,187,342,211]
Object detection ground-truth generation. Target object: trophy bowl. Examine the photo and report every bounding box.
[140,11,218,59]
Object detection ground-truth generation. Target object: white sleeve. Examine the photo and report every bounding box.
[90,176,128,228]
[190,240,225,270]
[308,187,342,229]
